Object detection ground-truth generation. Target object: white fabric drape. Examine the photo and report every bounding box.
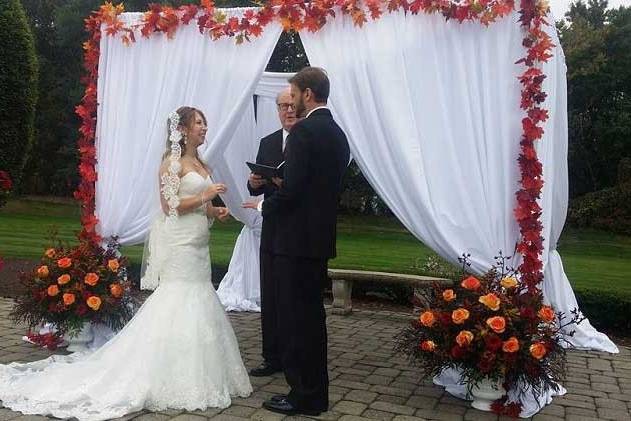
[95,9,282,245]
[300,9,616,417]
[214,103,263,312]
[216,72,295,311]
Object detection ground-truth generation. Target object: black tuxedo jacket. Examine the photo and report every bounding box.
[248,129,284,252]
[262,108,350,259]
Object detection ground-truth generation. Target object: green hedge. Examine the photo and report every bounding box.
[574,289,631,334]
[0,0,38,188]
[567,183,631,235]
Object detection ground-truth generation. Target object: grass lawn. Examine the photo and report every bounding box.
[1,198,630,296]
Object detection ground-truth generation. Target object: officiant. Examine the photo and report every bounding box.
[245,87,297,377]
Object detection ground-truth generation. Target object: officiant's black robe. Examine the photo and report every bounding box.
[248,128,284,369]
[262,108,350,411]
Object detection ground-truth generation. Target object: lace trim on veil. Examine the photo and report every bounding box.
[141,111,182,290]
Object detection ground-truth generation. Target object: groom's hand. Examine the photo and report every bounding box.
[271,177,283,188]
[248,173,267,189]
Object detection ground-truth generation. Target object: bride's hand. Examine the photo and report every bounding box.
[213,207,230,222]
[203,183,227,200]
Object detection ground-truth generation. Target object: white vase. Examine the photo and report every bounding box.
[470,376,506,411]
[63,322,93,353]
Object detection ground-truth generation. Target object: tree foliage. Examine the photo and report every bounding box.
[0,0,38,190]
[558,0,631,197]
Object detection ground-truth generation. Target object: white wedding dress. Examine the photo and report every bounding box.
[0,172,252,420]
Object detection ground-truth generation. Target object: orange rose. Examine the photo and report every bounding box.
[37,265,49,278]
[452,308,470,324]
[419,311,436,327]
[44,248,56,258]
[63,293,76,306]
[84,272,99,286]
[57,274,71,285]
[460,275,481,290]
[47,285,60,296]
[479,293,501,311]
[420,340,436,352]
[109,283,123,298]
[501,276,518,289]
[456,330,474,347]
[529,342,547,360]
[107,259,120,272]
[502,337,520,353]
[442,289,456,302]
[486,316,506,333]
[57,257,72,269]
[86,296,102,311]
[537,305,555,323]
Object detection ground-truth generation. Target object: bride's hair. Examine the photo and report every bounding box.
[163,106,208,160]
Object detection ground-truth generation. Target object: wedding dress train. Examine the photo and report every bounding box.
[0,172,252,420]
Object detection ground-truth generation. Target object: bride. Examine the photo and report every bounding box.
[0,106,253,420]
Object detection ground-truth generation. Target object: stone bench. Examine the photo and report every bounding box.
[328,269,453,315]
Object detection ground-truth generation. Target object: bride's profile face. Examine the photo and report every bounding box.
[183,111,207,148]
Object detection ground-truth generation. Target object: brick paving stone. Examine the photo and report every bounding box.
[133,414,173,421]
[249,408,286,421]
[434,404,466,416]
[376,395,407,405]
[374,368,401,377]
[345,390,379,404]
[361,409,396,420]
[391,416,428,421]
[369,402,415,416]
[405,396,438,410]
[369,386,413,398]
[594,397,628,410]
[332,401,368,416]
[413,409,463,421]
[220,405,256,417]
[365,375,394,386]
[531,415,564,421]
[338,416,375,421]
[596,407,631,420]
[332,380,372,391]
[591,382,620,393]
[462,409,497,420]
[565,407,598,417]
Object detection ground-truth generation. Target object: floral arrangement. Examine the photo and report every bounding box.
[10,236,136,337]
[395,254,583,416]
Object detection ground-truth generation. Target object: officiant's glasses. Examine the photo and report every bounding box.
[277,102,295,111]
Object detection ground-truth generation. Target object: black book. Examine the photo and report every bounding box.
[246,161,285,180]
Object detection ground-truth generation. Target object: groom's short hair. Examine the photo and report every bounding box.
[289,67,329,103]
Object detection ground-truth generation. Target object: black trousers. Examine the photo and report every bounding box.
[260,250,281,368]
[274,254,329,411]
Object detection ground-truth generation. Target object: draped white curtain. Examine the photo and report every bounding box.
[95,9,281,245]
[216,72,295,311]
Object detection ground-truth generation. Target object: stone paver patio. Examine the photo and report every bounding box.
[0,297,629,421]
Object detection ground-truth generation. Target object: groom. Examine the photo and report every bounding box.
[261,67,350,416]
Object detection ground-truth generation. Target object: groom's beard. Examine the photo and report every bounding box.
[295,97,306,118]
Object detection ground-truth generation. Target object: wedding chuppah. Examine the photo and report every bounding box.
[6,0,621,418]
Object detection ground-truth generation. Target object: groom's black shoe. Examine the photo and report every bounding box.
[262,397,322,416]
[249,362,281,377]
